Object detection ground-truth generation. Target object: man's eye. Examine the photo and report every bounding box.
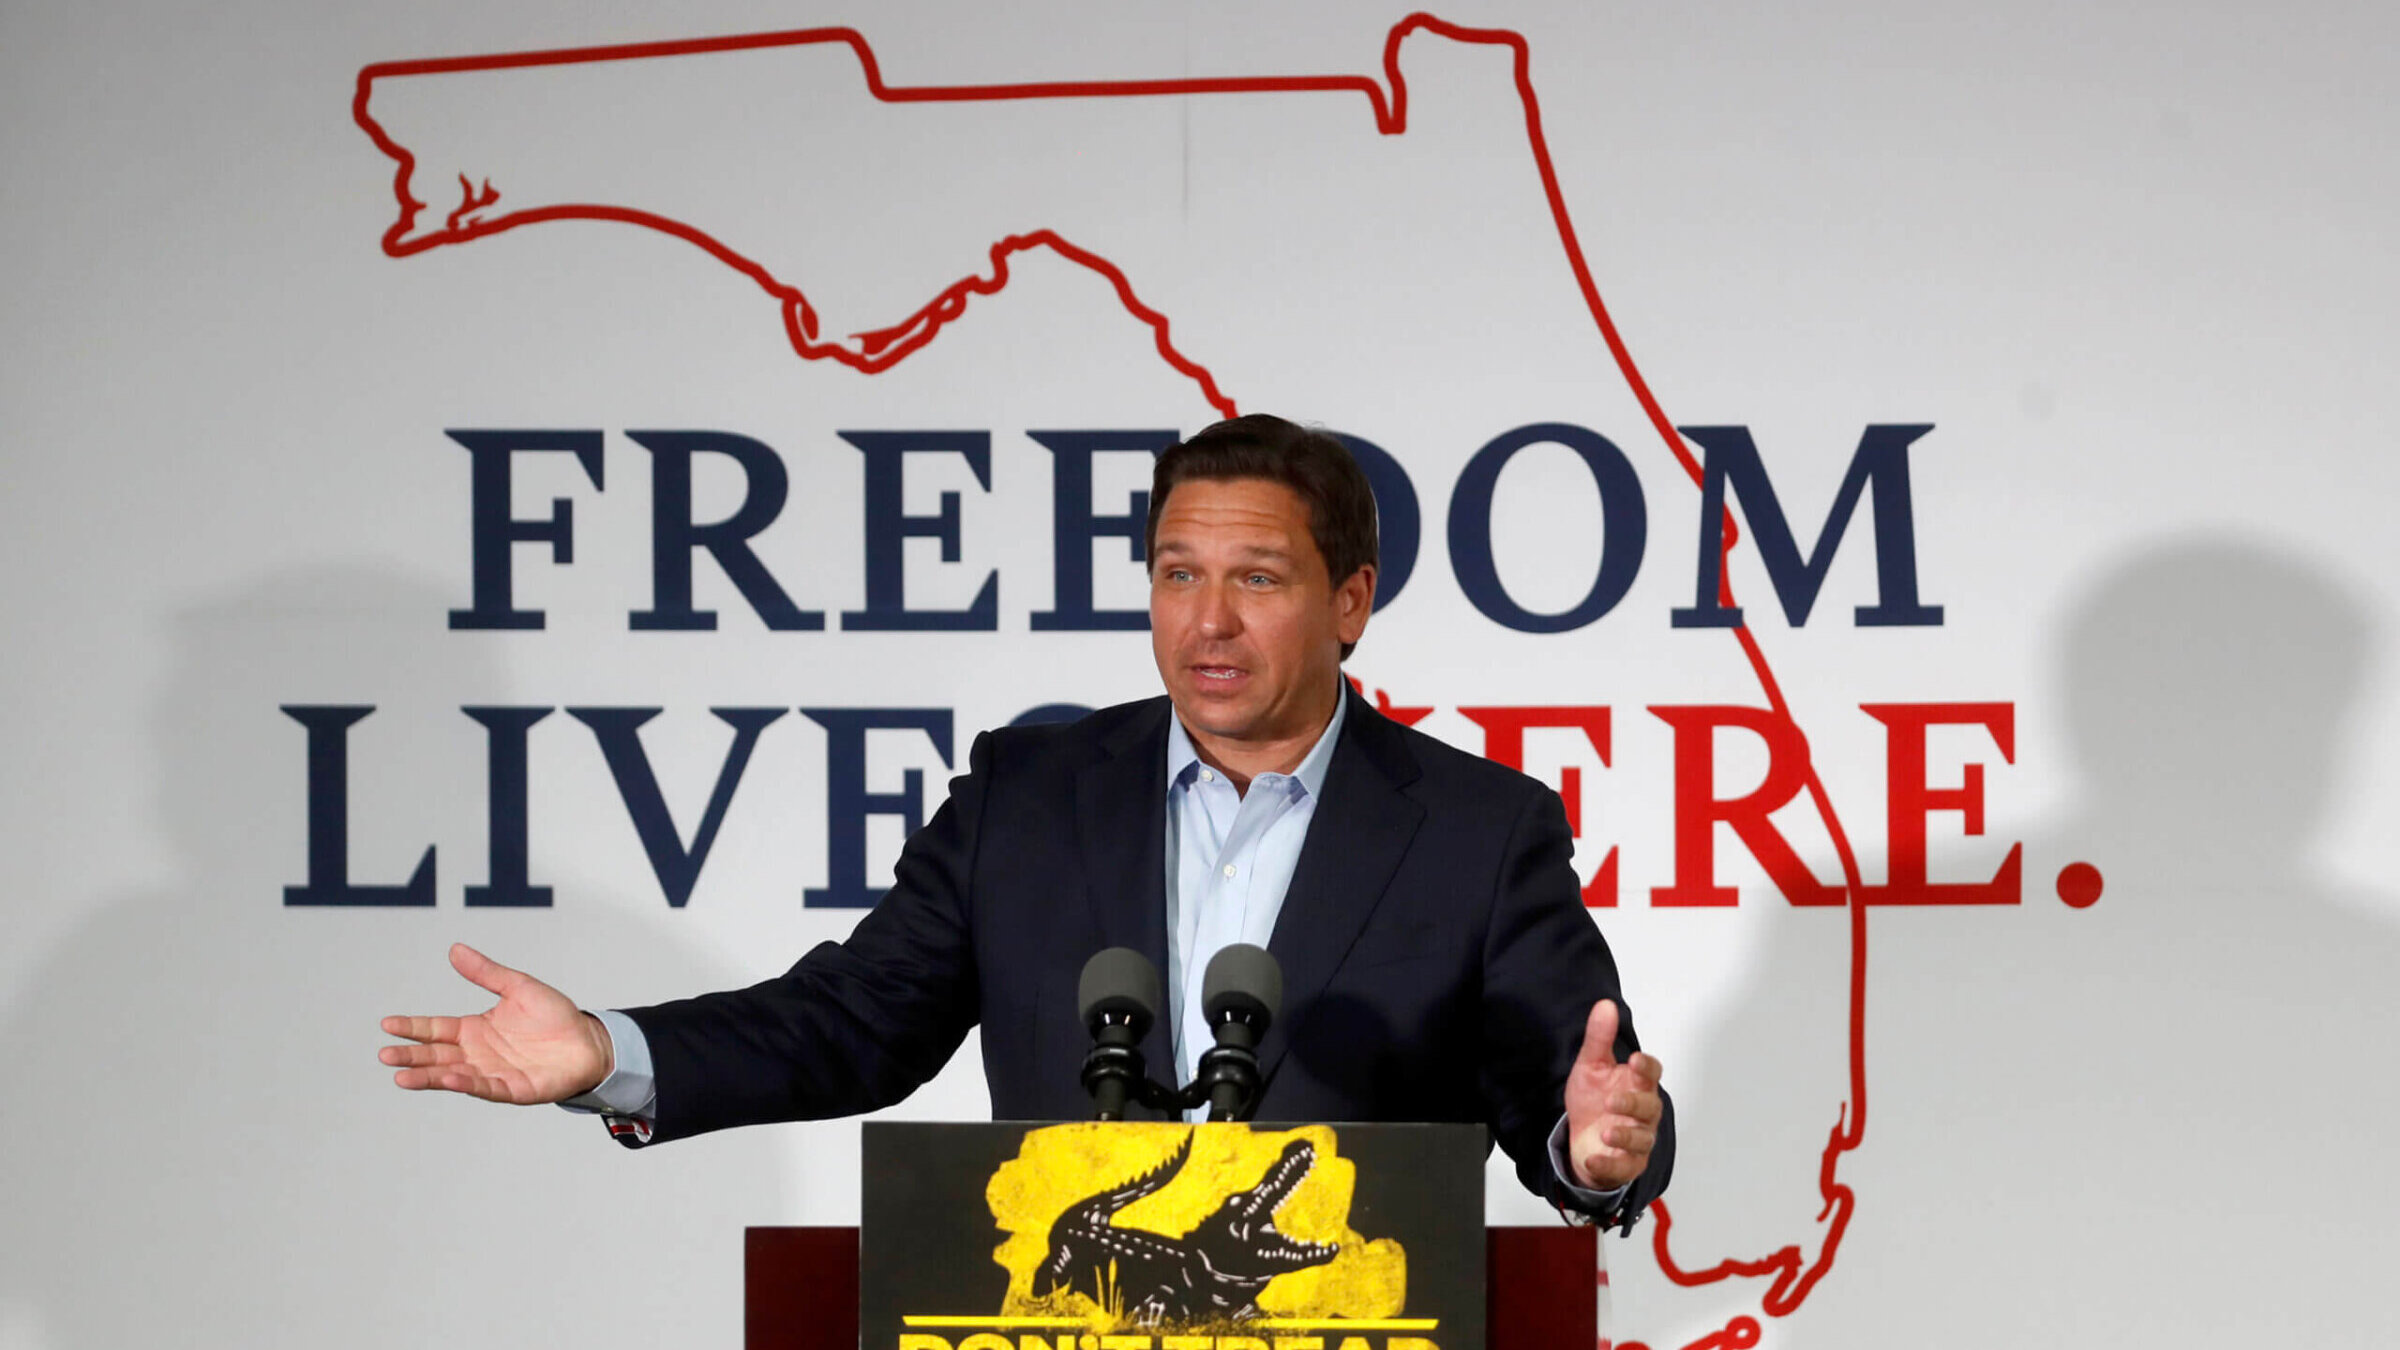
[1246,573,1277,587]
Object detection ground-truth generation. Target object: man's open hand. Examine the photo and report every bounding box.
[1564,998,1664,1192]
[378,943,613,1105]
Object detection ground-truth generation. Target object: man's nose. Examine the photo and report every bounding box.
[1195,581,1240,635]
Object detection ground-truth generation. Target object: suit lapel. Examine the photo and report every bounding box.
[1259,686,1425,1087]
[1073,698,1177,1098]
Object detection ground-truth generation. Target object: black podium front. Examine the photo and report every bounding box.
[747,1121,1598,1350]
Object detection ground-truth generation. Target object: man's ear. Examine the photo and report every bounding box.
[1335,565,1376,644]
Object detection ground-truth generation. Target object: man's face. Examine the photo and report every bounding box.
[1148,477,1374,757]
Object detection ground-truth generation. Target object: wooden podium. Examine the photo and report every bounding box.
[746,1225,1596,1350]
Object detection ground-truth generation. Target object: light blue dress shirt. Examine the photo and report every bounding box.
[1163,692,1344,1099]
[564,1008,653,1117]
[568,695,1624,1214]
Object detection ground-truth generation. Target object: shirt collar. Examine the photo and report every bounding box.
[1165,682,1349,800]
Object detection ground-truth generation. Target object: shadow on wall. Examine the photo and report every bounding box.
[1661,534,2398,1350]
[0,566,793,1350]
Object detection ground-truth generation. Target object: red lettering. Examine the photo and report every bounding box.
[1858,702,2021,905]
[1647,705,1842,906]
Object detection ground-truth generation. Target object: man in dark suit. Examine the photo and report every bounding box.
[382,414,1671,1225]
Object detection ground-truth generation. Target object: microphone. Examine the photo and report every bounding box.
[1077,947,1163,1121]
[1196,943,1282,1121]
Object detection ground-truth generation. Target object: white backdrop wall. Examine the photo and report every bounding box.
[3,3,2396,1348]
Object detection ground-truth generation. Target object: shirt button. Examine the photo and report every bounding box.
[1200,769,1214,782]
[1222,863,1237,878]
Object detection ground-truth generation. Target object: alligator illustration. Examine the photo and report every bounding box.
[1033,1135,1339,1324]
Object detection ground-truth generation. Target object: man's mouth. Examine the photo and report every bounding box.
[1192,665,1246,683]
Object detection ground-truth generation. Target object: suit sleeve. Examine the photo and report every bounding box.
[616,730,998,1144]
[1478,784,1675,1226]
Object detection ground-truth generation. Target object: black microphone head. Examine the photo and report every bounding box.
[1078,947,1162,1034]
[1201,943,1282,1027]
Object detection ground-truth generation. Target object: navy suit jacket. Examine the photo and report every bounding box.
[626,685,1674,1218]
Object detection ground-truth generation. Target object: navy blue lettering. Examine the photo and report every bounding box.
[446,429,604,630]
[1026,429,1174,631]
[1672,424,1943,628]
[838,430,997,631]
[567,706,787,907]
[462,706,553,907]
[626,431,821,631]
[799,707,954,908]
[1447,423,1648,633]
[281,705,435,906]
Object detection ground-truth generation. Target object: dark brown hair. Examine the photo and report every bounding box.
[1145,414,1379,658]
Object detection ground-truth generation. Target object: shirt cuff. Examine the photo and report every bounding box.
[558,1009,657,1119]
[1547,1113,1631,1214]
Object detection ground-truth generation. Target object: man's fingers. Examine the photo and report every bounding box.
[1573,1112,1656,1190]
[1629,1051,1664,1089]
[1606,1087,1663,1124]
[380,1014,461,1045]
[396,1066,475,1095]
[379,1042,463,1069]
[1574,999,1621,1073]
[448,942,525,999]
[392,1064,522,1103]
[1600,1123,1656,1156]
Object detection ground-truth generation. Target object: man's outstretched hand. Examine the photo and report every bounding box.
[1564,998,1665,1192]
[379,943,613,1105]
